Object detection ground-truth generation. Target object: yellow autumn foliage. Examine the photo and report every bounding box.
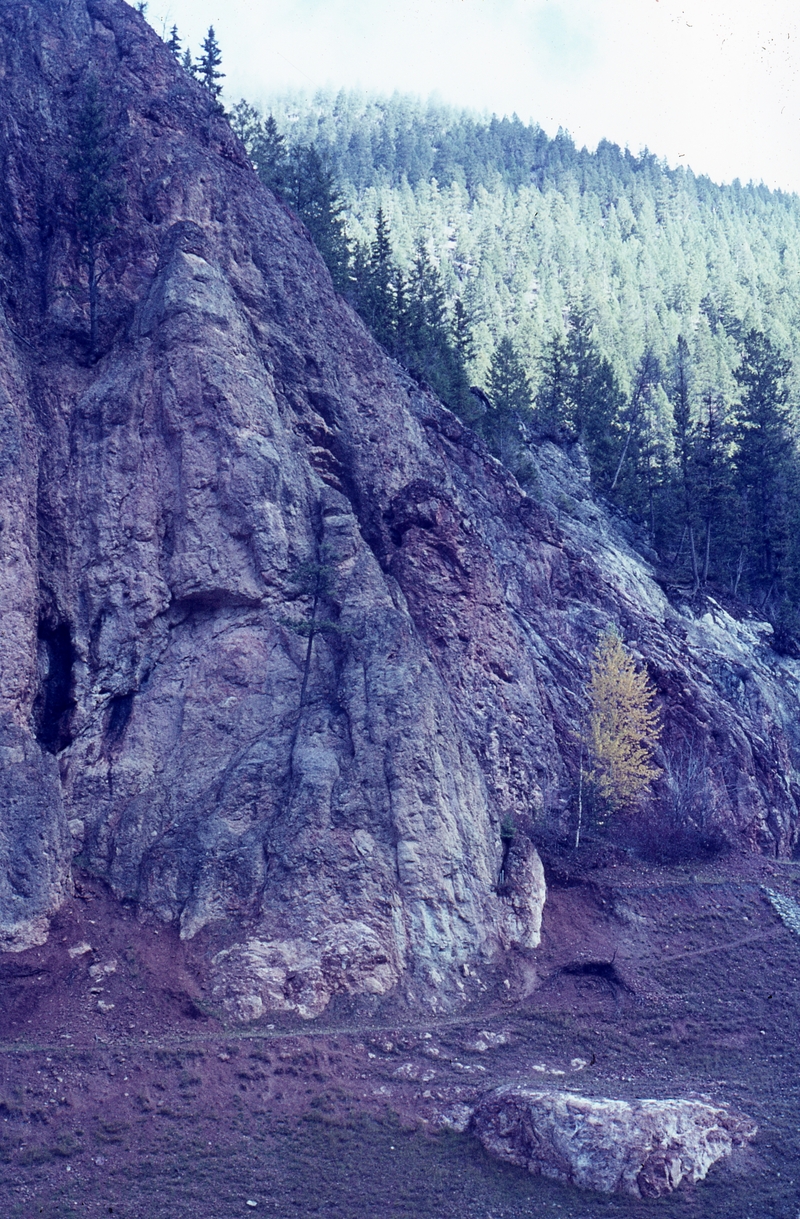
[588,629,662,810]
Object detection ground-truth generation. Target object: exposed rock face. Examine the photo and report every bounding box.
[1,0,800,1011]
[472,1087,757,1197]
[210,921,399,1021]
[497,835,546,950]
[0,0,547,991]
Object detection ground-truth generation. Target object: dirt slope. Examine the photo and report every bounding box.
[1,851,798,1216]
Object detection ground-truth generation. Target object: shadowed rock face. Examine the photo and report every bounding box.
[1,0,800,1011]
[472,1088,757,1197]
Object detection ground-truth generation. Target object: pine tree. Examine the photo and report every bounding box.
[358,206,394,347]
[228,100,262,150]
[534,332,570,438]
[453,297,474,367]
[406,240,448,353]
[181,47,196,77]
[609,348,662,516]
[166,24,181,58]
[564,312,626,494]
[691,390,736,588]
[68,76,120,362]
[364,240,471,420]
[371,206,392,273]
[482,335,533,466]
[668,335,702,587]
[392,268,413,362]
[731,330,794,600]
[252,116,288,194]
[285,145,350,292]
[226,102,290,192]
[588,629,662,812]
[197,27,224,108]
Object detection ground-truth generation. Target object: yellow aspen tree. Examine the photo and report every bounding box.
[588,628,662,811]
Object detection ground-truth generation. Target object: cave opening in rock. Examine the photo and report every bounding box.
[105,691,134,747]
[33,621,75,754]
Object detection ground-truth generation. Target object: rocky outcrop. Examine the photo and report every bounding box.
[0,0,548,994]
[472,1087,757,1197]
[497,835,546,950]
[1,0,800,1012]
[210,921,400,1021]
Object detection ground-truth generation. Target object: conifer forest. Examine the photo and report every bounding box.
[225,89,800,632]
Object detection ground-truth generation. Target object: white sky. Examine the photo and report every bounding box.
[146,0,800,194]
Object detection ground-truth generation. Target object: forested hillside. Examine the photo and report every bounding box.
[259,90,800,381]
[228,87,800,626]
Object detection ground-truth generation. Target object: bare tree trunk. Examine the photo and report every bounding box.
[672,524,687,568]
[689,526,699,594]
[610,419,634,493]
[611,357,652,493]
[649,480,656,543]
[575,727,585,850]
[702,520,711,584]
[733,547,746,598]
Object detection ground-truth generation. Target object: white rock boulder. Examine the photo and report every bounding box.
[473,1087,756,1198]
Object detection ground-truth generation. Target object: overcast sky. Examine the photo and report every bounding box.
[146,0,800,194]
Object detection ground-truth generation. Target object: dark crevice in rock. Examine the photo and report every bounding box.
[171,589,263,612]
[306,388,340,425]
[33,620,75,755]
[161,510,177,563]
[314,429,389,567]
[104,691,134,748]
[0,962,49,981]
[385,483,445,557]
[497,836,513,891]
[337,469,388,568]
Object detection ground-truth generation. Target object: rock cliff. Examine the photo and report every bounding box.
[1,0,800,1018]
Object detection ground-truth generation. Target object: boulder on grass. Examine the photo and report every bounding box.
[473,1087,757,1198]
